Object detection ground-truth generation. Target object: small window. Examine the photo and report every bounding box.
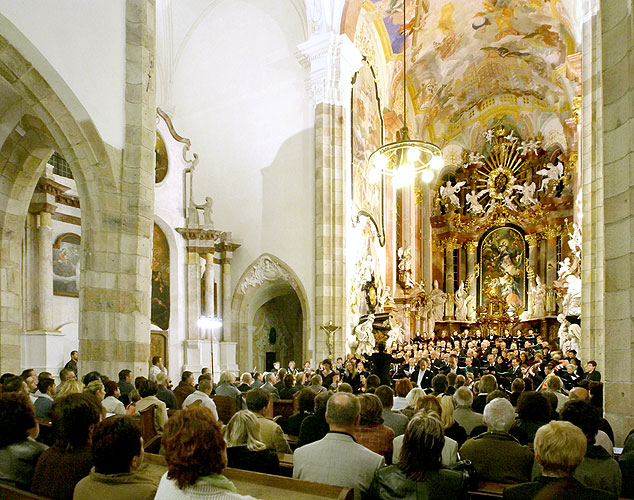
[49,152,73,179]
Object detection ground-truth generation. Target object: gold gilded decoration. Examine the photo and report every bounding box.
[446,202,546,234]
[525,233,541,246]
[444,236,461,251]
[572,97,581,126]
[155,132,168,184]
[465,241,478,254]
[543,226,558,239]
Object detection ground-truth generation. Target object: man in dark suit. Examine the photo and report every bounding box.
[503,420,615,500]
[410,358,434,391]
[369,342,402,386]
[462,357,479,378]
[583,360,601,382]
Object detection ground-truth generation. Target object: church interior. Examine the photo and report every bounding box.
[0,0,632,450]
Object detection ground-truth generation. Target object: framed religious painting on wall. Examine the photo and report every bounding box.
[478,226,526,312]
[53,233,81,297]
[151,223,170,331]
[351,56,385,246]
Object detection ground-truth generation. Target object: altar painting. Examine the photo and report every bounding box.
[151,224,170,330]
[351,57,385,245]
[479,227,526,312]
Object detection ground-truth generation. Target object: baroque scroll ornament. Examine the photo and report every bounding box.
[239,256,290,294]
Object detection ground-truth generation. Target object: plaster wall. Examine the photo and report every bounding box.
[0,1,126,149]
[168,0,314,338]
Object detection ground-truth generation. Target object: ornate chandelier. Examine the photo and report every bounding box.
[368,1,443,188]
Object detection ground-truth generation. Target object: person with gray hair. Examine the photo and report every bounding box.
[261,372,280,400]
[215,371,245,410]
[453,386,483,435]
[294,393,384,500]
[460,398,534,483]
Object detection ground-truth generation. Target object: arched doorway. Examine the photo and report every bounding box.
[232,254,310,371]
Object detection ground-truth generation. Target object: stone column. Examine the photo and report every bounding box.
[444,239,459,319]
[525,234,540,275]
[298,33,362,361]
[217,239,239,374]
[544,227,558,315]
[465,241,477,296]
[204,252,214,318]
[186,251,202,339]
[36,211,54,331]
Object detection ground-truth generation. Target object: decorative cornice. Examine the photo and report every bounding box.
[36,176,70,197]
[157,107,191,147]
[239,255,291,294]
[444,237,461,251]
[176,228,223,254]
[52,212,81,226]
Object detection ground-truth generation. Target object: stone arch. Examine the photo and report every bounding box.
[0,28,129,374]
[231,253,310,370]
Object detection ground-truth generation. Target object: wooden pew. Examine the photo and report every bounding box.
[273,399,295,433]
[211,395,236,424]
[35,418,54,447]
[469,481,504,499]
[0,483,49,499]
[144,453,352,500]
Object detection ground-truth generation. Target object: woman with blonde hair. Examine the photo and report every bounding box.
[56,379,84,399]
[399,387,424,420]
[223,410,280,475]
[439,395,467,446]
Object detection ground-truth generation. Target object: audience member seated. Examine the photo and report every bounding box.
[250,372,263,389]
[59,368,76,384]
[337,383,353,393]
[342,360,362,394]
[244,388,291,454]
[117,369,134,407]
[472,374,497,413]
[0,392,47,490]
[224,410,280,475]
[236,373,253,393]
[393,396,458,467]
[430,374,448,397]
[135,379,169,433]
[307,373,327,394]
[293,392,385,500]
[504,421,616,500]
[182,377,219,420]
[155,406,257,499]
[261,372,281,399]
[619,429,634,499]
[398,387,424,420]
[353,393,394,463]
[274,368,287,393]
[102,381,126,415]
[297,390,332,448]
[156,372,178,410]
[216,371,245,410]
[56,379,84,399]
[365,374,381,393]
[543,374,567,412]
[366,413,468,500]
[279,374,300,399]
[74,416,158,500]
[286,388,315,437]
[375,385,408,437]
[392,379,412,411]
[82,371,102,387]
[2,375,29,397]
[173,371,195,409]
[125,389,141,415]
[515,391,550,443]
[509,378,525,407]
[34,377,56,419]
[453,386,483,436]
[439,395,467,447]
[460,397,534,483]
[568,387,614,455]
[31,393,101,500]
[532,400,621,496]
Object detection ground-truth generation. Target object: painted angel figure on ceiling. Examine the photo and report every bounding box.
[537,161,564,192]
[466,189,485,214]
[439,180,465,207]
[513,181,538,206]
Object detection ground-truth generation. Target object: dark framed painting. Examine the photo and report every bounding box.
[155,131,168,184]
[478,226,526,312]
[53,233,81,297]
[351,56,385,246]
[151,223,170,331]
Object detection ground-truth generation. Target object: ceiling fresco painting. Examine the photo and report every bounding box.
[363,0,580,143]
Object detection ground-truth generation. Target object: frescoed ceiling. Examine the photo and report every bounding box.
[363,0,580,144]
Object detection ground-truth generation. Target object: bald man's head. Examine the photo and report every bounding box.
[568,387,589,403]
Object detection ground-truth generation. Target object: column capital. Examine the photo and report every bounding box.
[297,32,362,106]
[465,241,478,254]
[543,226,559,240]
[444,237,461,251]
[525,233,541,246]
[176,228,223,254]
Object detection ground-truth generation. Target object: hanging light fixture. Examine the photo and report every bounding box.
[368,0,443,187]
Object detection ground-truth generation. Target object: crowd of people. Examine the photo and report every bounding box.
[0,331,632,500]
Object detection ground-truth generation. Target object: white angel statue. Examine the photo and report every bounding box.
[536,161,564,192]
[466,189,485,214]
[439,180,466,207]
[354,314,376,356]
[513,181,537,206]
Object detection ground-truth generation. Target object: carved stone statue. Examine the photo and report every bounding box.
[196,196,214,228]
[562,274,581,317]
[354,314,376,356]
[531,275,546,318]
[429,280,447,322]
[466,189,484,214]
[466,293,477,321]
[454,281,468,322]
[397,247,415,289]
[187,197,199,227]
[386,317,405,348]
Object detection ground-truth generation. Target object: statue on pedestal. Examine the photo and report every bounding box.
[455,281,468,322]
[386,317,405,348]
[531,275,546,318]
[353,314,376,356]
[196,197,214,229]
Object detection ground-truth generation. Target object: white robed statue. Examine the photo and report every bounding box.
[454,282,468,322]
[354,314,375,356]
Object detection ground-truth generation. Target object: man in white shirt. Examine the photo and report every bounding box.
[182,378,218,420]
[149,356,167,382]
